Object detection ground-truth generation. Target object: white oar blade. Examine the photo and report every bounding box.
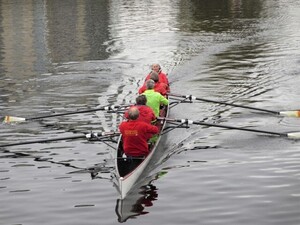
[3,116,26,123]
[287,132,300,139]
[279,111,300,117]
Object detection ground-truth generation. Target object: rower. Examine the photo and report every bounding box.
[119,107,159,168]
[142,79,169,117]
[138,72,168,96]
[124,95,156,124]
[144,63,169,87]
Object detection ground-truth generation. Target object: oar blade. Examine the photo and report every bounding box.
[279,111,300,118]
[287,132,300,139]
[3,116,26,123]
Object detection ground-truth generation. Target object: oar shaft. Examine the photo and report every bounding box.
[160,117,286,137]
[27,105,122,120]
[192,121,284,137]
[169,93,278,115]
[196,97,278,114]
[27,109,102,120]
[161,117,300,139]
[0,135,86,147]
[0,131,121,148]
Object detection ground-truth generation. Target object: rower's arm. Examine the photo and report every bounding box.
[160,95,169,106]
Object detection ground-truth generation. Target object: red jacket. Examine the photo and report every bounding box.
[145,71,169,86]
[124,105,156,124]
[138,82,168,96]
[119,120,159,157]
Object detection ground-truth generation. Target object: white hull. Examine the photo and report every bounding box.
[115,105,168,199]
[117,133,163,199]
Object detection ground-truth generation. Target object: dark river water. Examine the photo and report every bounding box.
[1,0,300,224]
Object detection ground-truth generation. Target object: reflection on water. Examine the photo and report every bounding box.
[178,0,265,33]
[47,0,111,62]
[115,184,158,223]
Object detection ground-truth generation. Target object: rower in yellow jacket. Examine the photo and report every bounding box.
[142,79,169,117]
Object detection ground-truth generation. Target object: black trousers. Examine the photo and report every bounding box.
[125,156,145,174]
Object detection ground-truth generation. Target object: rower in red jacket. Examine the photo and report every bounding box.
[119,107,159,158]
[124,95,156,124]
[145,63,169,87]
[138,72,168,96]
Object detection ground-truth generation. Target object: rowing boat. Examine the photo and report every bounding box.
[115,103,169,199]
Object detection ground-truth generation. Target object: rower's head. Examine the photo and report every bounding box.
[150,72,159,83]
[145,79,155,90]
[128,107,139,120]
[151,63,161,73]
[136,95,147,105]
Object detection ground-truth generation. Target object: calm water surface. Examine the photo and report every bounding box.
[1,0,300,224]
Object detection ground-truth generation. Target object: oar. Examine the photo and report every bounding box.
[0,131,120,148]
[169,93,300,117]
[2,105,127,123]
[159,117,300,139]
